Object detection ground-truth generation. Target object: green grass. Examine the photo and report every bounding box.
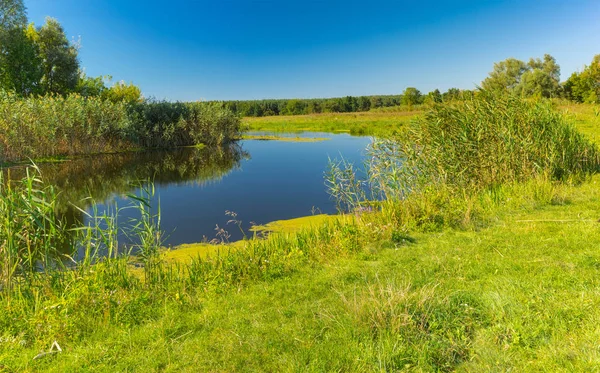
[240,134,330,142]
[3,96,600,371]
[243,109,420,137]
[559,102,600,145]
[2,176,600,371]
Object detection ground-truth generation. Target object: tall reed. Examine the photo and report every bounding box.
[0,91,241,163]
[399,92,600,191]
[0,166,66,293]
[327,93,600,230]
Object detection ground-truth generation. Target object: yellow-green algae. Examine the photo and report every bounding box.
[163,214,347,263]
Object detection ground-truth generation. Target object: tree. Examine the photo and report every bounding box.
[307,100,322,114]
[424,89,442,104]
[481,58,527,92]
[357,96,371,111]
[0,0,26,31]
[76,73,108,97]
[518,69,560,98]
[36,17,79,95]
[563,55,600,103]
[482,54,561,98]
[102,80,142,104]
[0,0,31,93]
[370,96,383,109]
[401,87,422,106]
[0,24,42,95]
[442,88,461,102]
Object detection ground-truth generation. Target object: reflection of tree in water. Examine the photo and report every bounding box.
[1,144,249,262]
[7,143,249,236]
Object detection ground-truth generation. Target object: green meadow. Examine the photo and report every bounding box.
[243,108,421,136]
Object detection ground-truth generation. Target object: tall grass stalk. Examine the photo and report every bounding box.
[328,92,600,231]
[0,165,66,295]
[0,91,241,163]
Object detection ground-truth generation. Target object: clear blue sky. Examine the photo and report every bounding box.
[25,0,600,101]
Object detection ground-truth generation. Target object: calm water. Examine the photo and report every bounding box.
[19,132,371,247]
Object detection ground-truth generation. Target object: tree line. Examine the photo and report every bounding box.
[214,88,475,117]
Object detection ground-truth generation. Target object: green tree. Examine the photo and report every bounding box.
[102,80,142,104]
[357,96,371,111]
[0,0,26,31]
[563,55,600,103]
[36,17,79,95]
[76,73,108,97]
[424,89,442,104]
[518,69,560,98]
[518,54,561,98]
[0,24,41,95]
[481,58,527,92]
[370,96,383,109]
[307,100,322,114]
[442,88,461,102]
[482,54,562,98]
[401,87,422,106]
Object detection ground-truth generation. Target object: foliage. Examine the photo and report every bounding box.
[102,80,142,104]
[0,7,85,96]
[401,87,422,106]
[563,54,600,103]
[0,91,241,162]
[327,93,600,232]
[36,17,80,95]
[0,166,66,292]
[0,0,26,31]
[0,24,42,95]
[75,73,108,98]
[220,95,404,117]
[482,54,562,98]
[398,92,599,192]
[127,100,240,148]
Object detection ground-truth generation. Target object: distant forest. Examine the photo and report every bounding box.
[214,53,600,118]
[214,88,471,117]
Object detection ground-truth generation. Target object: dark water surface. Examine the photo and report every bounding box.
[19,132,371,247]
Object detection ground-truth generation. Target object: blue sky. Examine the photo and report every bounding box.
[25,0,600,101]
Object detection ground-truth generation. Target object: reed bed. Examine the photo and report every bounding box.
[0,91,241,163]
[400,92,600,190]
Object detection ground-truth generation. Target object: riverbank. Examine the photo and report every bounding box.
[2,97,600,371]
[2,173,600,371]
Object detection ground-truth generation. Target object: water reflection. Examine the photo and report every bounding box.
[5,133,370,252]
[9,144,248,212]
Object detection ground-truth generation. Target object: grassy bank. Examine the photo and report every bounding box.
[2,94,600,371]
[243,109,420,137]
[2,172,600,371]
[559,102,600,144]
[0,92,241,163]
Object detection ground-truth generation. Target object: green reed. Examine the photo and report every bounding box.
[0,91,241,163]
[400,92,600,191]
[0,165,66,293]
[327,92,600,231]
